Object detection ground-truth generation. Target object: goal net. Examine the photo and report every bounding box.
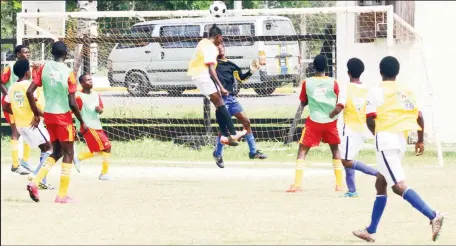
[14,5,444,166]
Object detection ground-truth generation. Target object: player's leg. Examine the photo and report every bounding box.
[232,98,267,159]
[324,122,344,191]
[20,136,32,171]
[384,149,444,241]
[286,123,317,193]
[340,134,378,197]
[353,173,388,242]
[9,120,31,175]
[35,141,54,190]
[96,130,112,180]
[213,132,225,168]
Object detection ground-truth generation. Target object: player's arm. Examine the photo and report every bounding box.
[365,89,378,136]
[27,65,44,117]
[205,46,227,95]
[95,94,104,114]
[3,94,13,114]
[232,62,253,83]
[299,80,308,107]
[415,110,425,155]
[67,72,86,129]
[329,80,345,118]
[1,66,11,95]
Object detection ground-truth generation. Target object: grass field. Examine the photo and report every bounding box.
[1,139,456,245]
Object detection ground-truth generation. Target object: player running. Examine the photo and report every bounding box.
[352,56,444,242]
[286,54,345,193]
[3,59,55,190]
[26,41,87,203]
[1,45,34,174]
[187,24,244,147]
[331,58,378,198]
[73,74,112,180]
[212,43,267,168]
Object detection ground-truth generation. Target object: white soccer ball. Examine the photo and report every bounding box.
[209,1,227,18]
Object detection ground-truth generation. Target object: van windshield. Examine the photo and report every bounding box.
[263,20,295,35]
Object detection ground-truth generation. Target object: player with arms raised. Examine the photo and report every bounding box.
[1,45,34,174]
[212,43,267,168]
[73,74,112,180]
[330,58,378,198]
[286,54,345,193]
[26,41,87,203]
[352,56,444,242]
[187,24,244,147]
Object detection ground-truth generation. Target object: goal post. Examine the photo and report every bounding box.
[14,6,444,166]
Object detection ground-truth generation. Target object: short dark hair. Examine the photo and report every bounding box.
[347,58,365,79]
[379,56,400,78]
[51,41,67,58]
[313,54,327,73]
[209,24,222,38]
[79,74,88,83]
[13,59,30,78]
[14,45,28,56]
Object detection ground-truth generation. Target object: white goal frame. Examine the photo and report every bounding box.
[15,5,444,167]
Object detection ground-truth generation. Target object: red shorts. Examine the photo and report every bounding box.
[46,124,76,143]
[299,118,340,147]
[83,129,111,153]
[1,95,14,125]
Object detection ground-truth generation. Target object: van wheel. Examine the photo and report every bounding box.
[126,71,148,97]
[254,87,276,96]
[167,89,185,97]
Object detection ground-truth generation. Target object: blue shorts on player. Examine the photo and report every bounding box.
[222,95,244,116]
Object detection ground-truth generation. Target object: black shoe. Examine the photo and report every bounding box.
[249,150,268,159]
[213,151,224,168]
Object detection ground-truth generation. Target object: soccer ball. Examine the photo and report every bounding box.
[209,1,227,18]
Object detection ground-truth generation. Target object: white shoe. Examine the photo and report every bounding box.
[98,174,111,181]
[11,165,31,175]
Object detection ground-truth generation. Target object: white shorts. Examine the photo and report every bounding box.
[193,76,218,96]
[340,134,365,160]
[376,149,406,186]
[17,123,50,148]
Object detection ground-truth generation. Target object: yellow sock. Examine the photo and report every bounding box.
[100,152,110,175]
[33,157,56,185]
[294,159,305,188]
[332,159,344,187]
[78,152,95,161]
[11,140,19,168]
[22,143,31,162]
[57,163,72,198]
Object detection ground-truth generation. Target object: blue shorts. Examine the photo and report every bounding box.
[222,95,244,116]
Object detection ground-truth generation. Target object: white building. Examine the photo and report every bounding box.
[336,1,456,144]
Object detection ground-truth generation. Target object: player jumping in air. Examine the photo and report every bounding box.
[330,58,378,198]
[1,45,35,174]
[26,41,87,203]
[187,24,245,147]
[3,59,55,190]
[286,54,345,193]
[73,74,112,180]
[212,43,267,168]
[352,56,444,242]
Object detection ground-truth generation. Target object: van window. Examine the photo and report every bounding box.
[263,20,295,35]
[160,25,201,49]
[116,25,154,49]
[131,25,154,35]
[204,23,254,46]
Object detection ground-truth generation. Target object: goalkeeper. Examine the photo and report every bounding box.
[213,43,267,168]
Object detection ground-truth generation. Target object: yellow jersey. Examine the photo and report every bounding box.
[5,80,45,128]
[343,83,369,133]
[187,38,218,78]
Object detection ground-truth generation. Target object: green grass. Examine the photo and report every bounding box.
[2,137,455,166]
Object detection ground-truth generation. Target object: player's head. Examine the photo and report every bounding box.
[379,56,400,80]
[13,59,31,80]
[209,24,223,46]
[51,41,68,60]
[347,58,365,80]
[217,43,225,59]
[79,74,93,90]
[14,45,30,60]
[313,54,327,73]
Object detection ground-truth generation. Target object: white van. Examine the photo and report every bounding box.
[107,16,301,96]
